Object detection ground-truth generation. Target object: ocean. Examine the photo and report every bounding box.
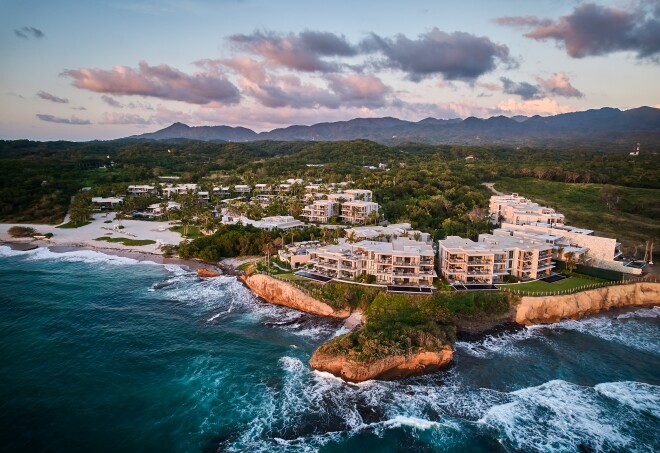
[1,245,658,452]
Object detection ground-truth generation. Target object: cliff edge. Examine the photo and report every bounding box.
[240,274,350,318]
[516,282,660,325]
[310,348,453,382]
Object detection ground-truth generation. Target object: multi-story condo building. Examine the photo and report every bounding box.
[127,185,156,196]
[438,235,554,284]
[233,184,252,194]
[340,200,379,224]
[213,186,231,197]
[497,223,623,264]
[489,194,564,225]
[301,200,338,223]
[309,238,436,287]
[343,189,373,202]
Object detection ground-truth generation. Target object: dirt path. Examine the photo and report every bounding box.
[482,182,505,196]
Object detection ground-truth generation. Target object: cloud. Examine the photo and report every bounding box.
[500,72,584,100]
[14,26,44,39]
[495,2,660,60]
[102,112,151,125]
[216,57,391,109]
[536,72,584,98]
[101,95,123,107]
[325,74,391,108]
[228,30,357,72]
[500,77,542,100]
[37,91,69,104]
[493,97,572,116]
[62,61,241,105]
[361,28,512,81]
[72,106,87,110]
[36,114,90,125]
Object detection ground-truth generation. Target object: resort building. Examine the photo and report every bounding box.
[144,201,180,217]
[438,235,554,284]
[278,241,322,269]
[343,189,373,202]
[489,194,564,225]
[91,197,123,210]
[340,200,379,224]
[309,238,436,287]
[497,223,624,266]
[345,223,430,243]
[233,185,252,194]
[213,186,230,197]
[163,184,198,197]
[301,200,338,223]
[127,185,156,196]
[223,215,304,231]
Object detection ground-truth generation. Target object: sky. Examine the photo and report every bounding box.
[1,0,659,141]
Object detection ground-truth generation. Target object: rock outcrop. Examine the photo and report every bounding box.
[240,274,350,318]
[310,348,453,382]
[515,282,660,325]
[197,268,221,278]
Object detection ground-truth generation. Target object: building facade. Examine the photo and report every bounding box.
[438,235,554,284]
[309,238,436,287]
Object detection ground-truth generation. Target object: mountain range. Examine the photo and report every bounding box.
[127,106,660,148]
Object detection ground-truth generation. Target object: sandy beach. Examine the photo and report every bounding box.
[0,213,221,272]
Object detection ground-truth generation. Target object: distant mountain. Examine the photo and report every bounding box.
[127,107,660,147]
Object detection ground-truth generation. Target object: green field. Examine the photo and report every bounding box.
[494,178,660,248]
[497,275,603,294]
[95,236,156,246]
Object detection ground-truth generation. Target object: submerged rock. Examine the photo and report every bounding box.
[197,268,222,278]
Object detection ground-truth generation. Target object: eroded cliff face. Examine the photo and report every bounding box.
[515,282,660,325]
[240,274,350,318]
[309,348,453,382]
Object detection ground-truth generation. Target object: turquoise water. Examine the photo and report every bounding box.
[1,245,658,452]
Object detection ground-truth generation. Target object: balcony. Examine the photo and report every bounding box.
[467,259,492,265]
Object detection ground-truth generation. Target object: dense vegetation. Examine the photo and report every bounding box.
[318,291,514,362]
[1,138,658,256]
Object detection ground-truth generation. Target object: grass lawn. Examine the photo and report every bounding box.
[56,220,92,229]
[169,225,201,239]
[494,178,660,247]
[497,275,603,293]
[95,236,156,246]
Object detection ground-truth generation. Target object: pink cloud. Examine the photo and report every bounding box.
[62,61,241,105]
[536,72,584,98]
[493,97,572,116]
[102,112,151,125]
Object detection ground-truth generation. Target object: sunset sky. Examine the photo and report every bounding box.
[2,0,659,140]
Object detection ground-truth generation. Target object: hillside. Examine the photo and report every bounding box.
[128,107,660,149]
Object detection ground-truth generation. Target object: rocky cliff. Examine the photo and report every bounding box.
[515,282,660,325]
[239,274,350,318]
[310,348,453,382]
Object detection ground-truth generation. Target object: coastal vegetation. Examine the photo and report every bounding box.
[94,237,157,246]
[316,291,514,363]
[7,226,37,237]
[1,139,657,256]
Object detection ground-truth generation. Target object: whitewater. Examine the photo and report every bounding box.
[1,245,658,452]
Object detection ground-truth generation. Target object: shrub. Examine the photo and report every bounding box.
[8,226,36,237]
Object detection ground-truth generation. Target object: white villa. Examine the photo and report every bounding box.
[127,185,156,196]
[223,215,304,231]
[489,194,565,225]
[233,185,252,193]
[145,201,181,217]
[438,234,554,284]
[163,184,198,197]
[91,197,123,210]
[309,238,436,287]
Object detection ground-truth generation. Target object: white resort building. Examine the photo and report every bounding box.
[163,184,198,197]
[489,194,565,225]
[301,200,338,223]
[340,200,379,225]
[309,238,436,287]
[438,234,554,284]
[301,190,379,225]
[345,223,430,243]
[127,185,156,196]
